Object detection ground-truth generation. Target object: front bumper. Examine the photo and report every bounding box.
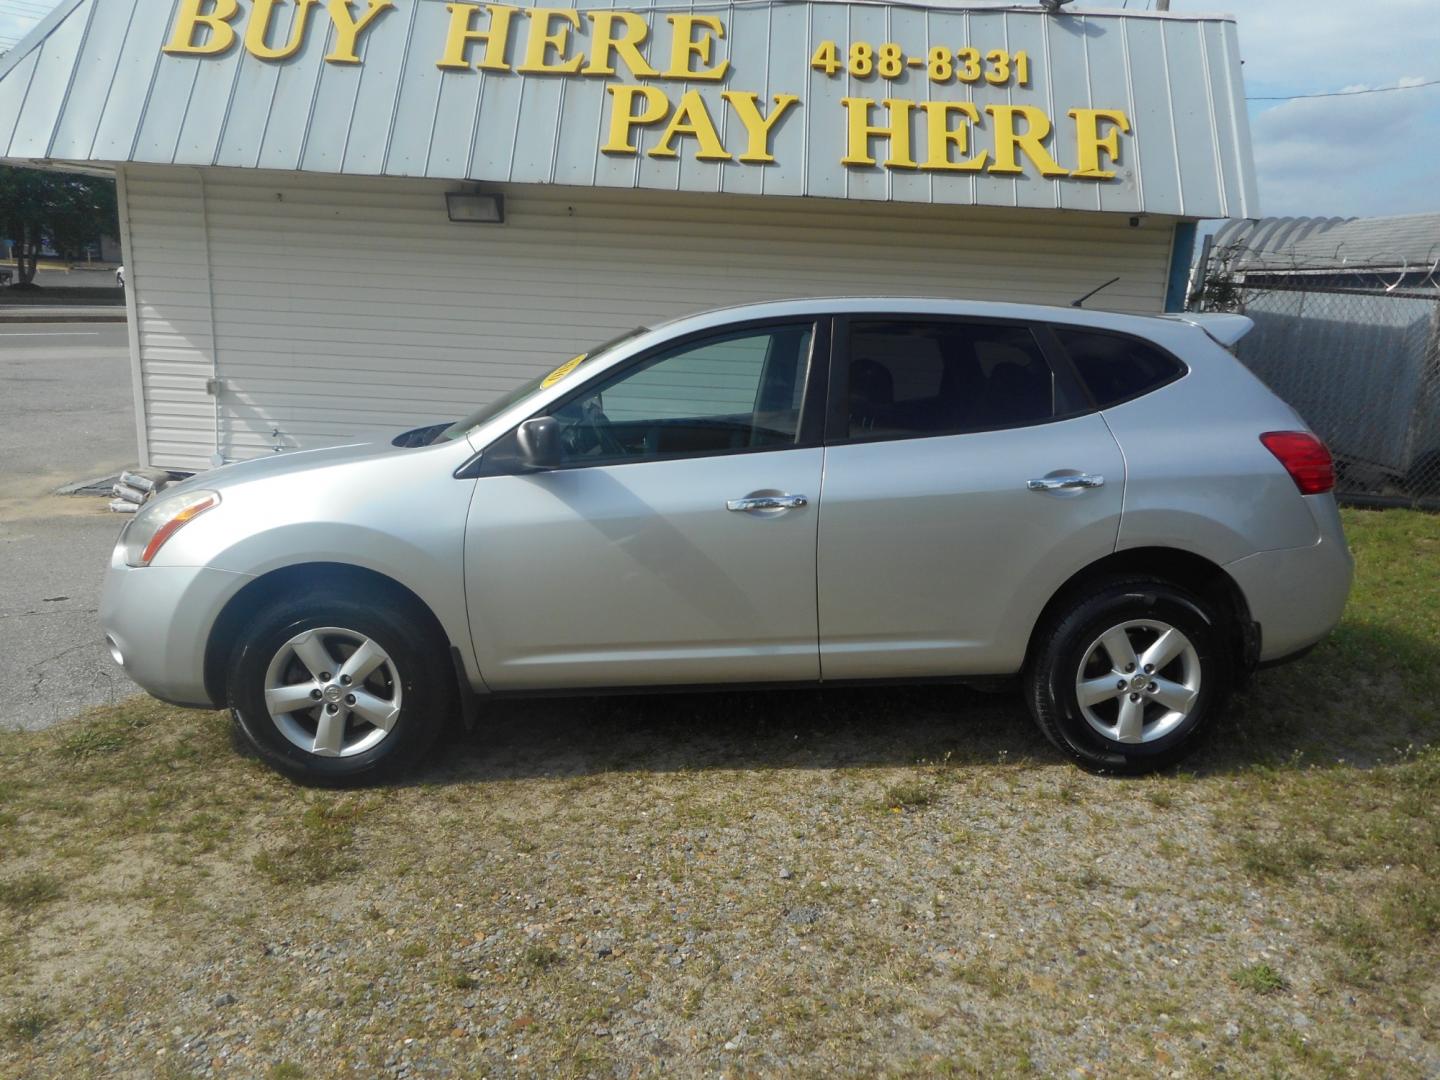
[100,550,253,708]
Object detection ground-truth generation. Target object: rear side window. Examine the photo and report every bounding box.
[1053,328,1186,408]
[845,320,1056,439]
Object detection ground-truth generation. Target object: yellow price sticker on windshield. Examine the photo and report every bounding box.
[541,354,587,388]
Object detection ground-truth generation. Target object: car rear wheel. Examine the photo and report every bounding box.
[1024,578,1233,774]
[227,592,451,785]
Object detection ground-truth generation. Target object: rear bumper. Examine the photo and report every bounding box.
[100,550,252,708]
[1224,527,1353,663]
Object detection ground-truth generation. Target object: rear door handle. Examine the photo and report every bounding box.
[726,494,809,512]
[1027,474,1105,492]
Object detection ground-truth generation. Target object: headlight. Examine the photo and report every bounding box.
[121,490,221,567]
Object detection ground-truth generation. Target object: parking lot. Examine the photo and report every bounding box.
[0,321,135,730]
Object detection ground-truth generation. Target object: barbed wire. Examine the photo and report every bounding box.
[1189,241,1440,508]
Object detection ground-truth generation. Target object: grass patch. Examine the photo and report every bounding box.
[2,1009,56,1044]
[522,945,563,972]
[1232,834,1325,880]
[0,873,62,913]
[883,780,936,811]
[252,798,373,888]
[54,711,154,762]
[1231,962,1288,995]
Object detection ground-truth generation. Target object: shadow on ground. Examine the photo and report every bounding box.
[402,621,1439,787]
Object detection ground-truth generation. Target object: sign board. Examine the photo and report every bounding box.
[0,0,1257,217]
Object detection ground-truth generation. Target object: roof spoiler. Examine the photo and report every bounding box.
[1168,312,1255,349]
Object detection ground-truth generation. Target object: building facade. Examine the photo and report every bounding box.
[0,0,1257,471]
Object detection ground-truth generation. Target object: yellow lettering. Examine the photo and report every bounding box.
[651,90,730,161]
[663,14,729,81]
[918,101,989,172]
[436,3,516,71]
[840,97,916,169]
[516,8,583,74]
[244,0,319,60]
[583,11,658,79]
[985,104,1068,177]
[163,0,241,55]
[1069,107,1131,179]
[601,85,670,155]
[721,91,798,164]
[324,0,393,63]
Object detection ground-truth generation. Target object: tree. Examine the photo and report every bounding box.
[1187,241,1246,313]
[0,166,118,287]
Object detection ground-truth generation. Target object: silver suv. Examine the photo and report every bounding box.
[100,298,1352,783]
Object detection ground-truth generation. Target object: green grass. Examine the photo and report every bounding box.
[251,795,378,887]
[883,780,936,811]
[1,1010,55,1044]
[1231,962,1289,995]
[0,873,62,914]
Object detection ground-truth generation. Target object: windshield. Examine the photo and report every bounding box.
[436,327,648,443]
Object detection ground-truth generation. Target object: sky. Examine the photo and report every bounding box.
[1,0,1436,221]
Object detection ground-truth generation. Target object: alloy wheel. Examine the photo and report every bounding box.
[1074,619,1201,745]
[262,627,403,758]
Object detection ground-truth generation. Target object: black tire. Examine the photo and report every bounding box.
[226,591,452,786]
[1023,577,1233,774]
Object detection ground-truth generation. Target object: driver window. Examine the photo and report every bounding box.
[551,323,813,464]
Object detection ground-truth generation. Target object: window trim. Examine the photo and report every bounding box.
[824,313,1093,447]
[1041,323,1191,412]
[476,316,830,477]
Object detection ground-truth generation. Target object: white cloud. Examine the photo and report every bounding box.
[1249,82,1440,217]
[1172,0,1439,217]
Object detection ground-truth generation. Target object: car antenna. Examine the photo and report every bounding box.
[1071,276,1121,308]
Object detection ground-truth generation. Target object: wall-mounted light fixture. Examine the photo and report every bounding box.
[445,191,505,223]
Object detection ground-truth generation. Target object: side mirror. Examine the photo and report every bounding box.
[516,416,562,470]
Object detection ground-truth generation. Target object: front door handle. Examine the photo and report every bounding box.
[726,494,809,512]
[1027,474,1105,492]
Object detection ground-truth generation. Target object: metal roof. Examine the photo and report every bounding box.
[0,0,1257,218]
[1211,213,1440,273]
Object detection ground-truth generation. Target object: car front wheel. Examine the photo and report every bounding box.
[1024,578,1233,773]
[227,592,451,785]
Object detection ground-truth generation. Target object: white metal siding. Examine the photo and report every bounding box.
[123,165,1176,471]
[125,169,219,471]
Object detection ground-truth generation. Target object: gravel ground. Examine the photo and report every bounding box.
[1,510,1437,1078]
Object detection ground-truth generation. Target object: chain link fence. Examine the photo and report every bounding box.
[1189,247,1440,509]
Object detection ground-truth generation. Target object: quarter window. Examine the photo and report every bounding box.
[550,323,814,464]
[844,320,1056,439]
[1053,328,1186,408]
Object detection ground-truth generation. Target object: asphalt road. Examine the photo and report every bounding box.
[0,322,138,730]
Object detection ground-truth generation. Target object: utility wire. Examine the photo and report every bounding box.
[1248,78,1440,101]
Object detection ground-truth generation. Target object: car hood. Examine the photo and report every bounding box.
[166,441,407,496]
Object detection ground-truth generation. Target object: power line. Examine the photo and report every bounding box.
[1248,79,1440,101]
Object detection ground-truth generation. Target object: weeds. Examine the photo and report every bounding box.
[1231,963,1288,995]
[884,781,936,811]
[522,945,563,971]
[2,1009,55,1044]
[0,873,62,913]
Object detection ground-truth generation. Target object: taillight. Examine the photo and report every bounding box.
[1260,431,1334,495]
